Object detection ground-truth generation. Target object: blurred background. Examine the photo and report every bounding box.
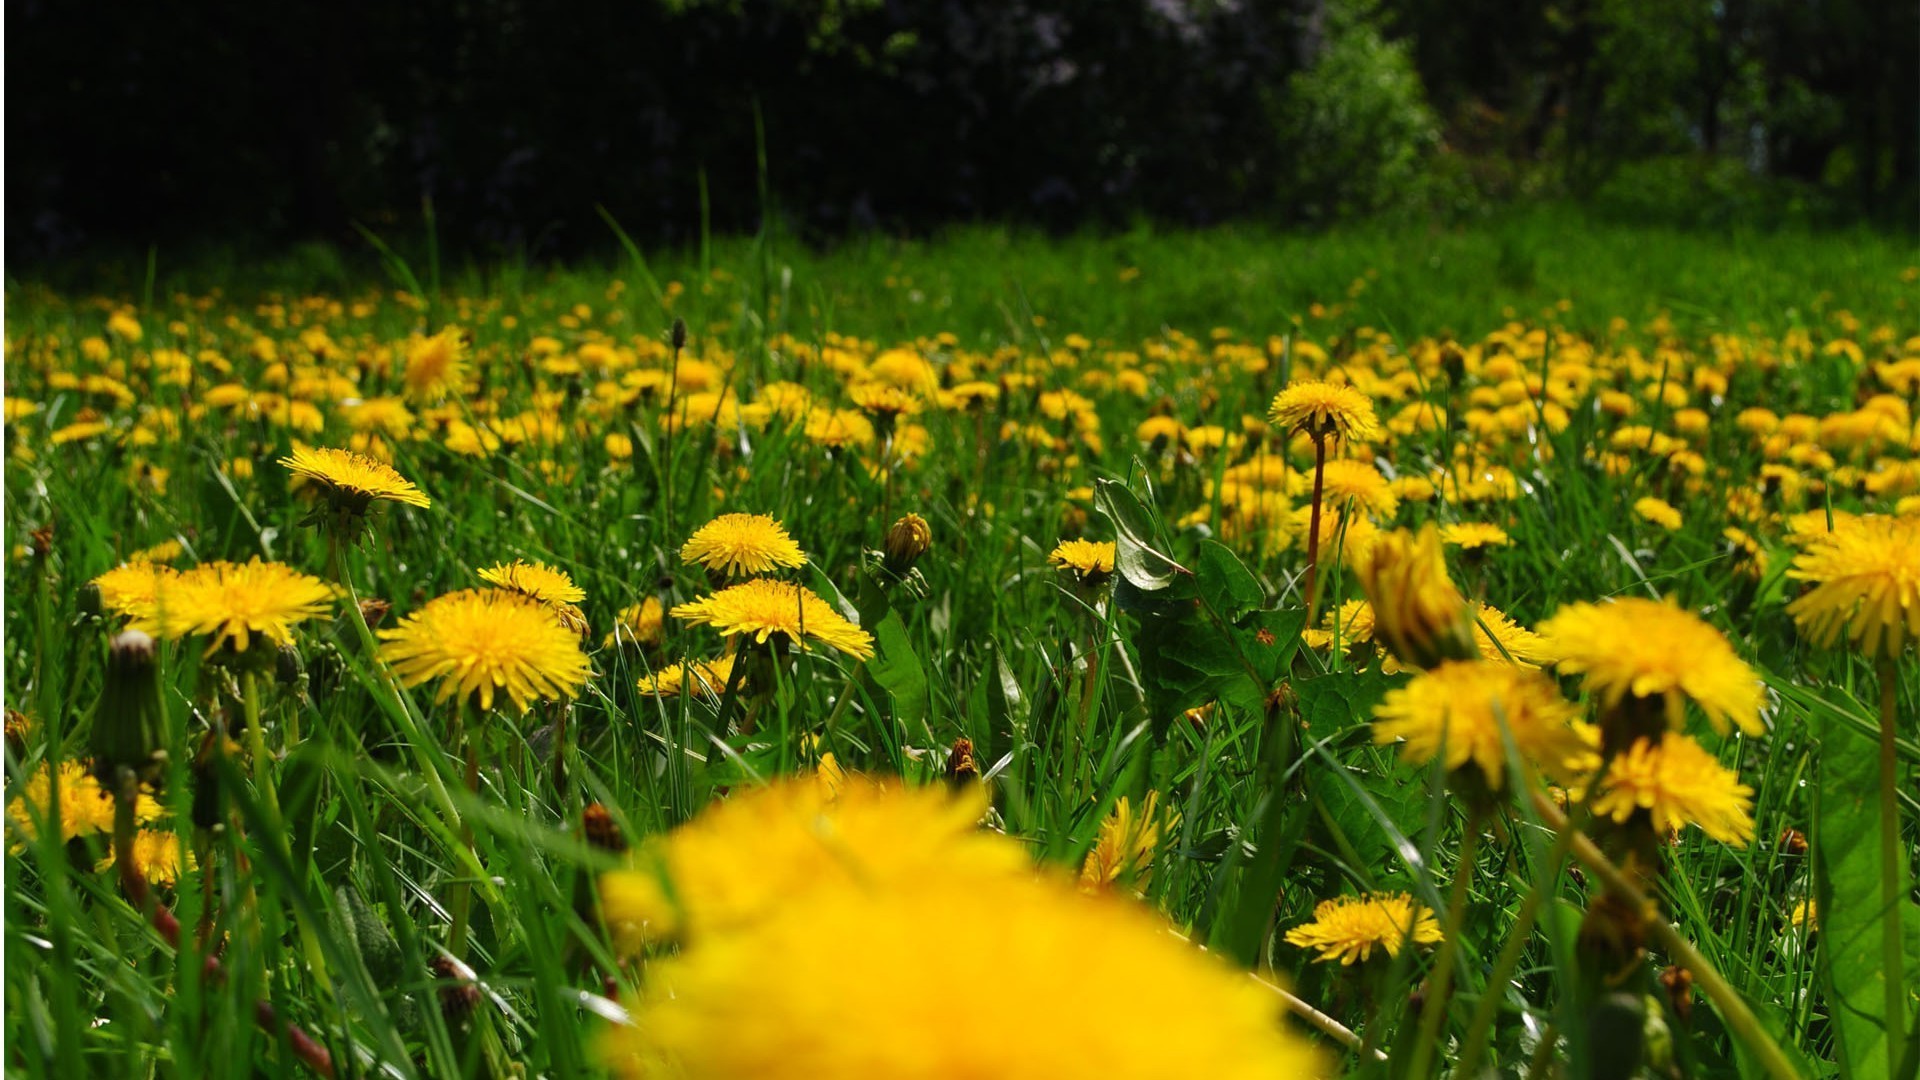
[8,0,1916,265]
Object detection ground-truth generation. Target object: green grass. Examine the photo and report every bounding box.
[4,205,1916,1078]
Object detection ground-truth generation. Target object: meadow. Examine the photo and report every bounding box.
[4,206,1917,1079]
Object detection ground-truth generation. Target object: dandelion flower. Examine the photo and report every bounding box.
[1584,732,1755,845]
[1285,893,1443,965]
[280,445,431,510]
[671,578,873,660]
[635,654,737,698]
[848,382,923,419]
[1635,496,1684,531]
[93,562,183,621]
[602,873,1324,1079]
[1269,380,1382,443]
[99,829,194,887]
[1372,660,1593,790]
[1441,522,1511,550]
[477,560,587,606]
[1787,514,1920,658]
[378,588,594,713]
[1539,598,1764,736]
[137,559,335,654]
[679,514,807,578]
[6,761,161,851]
[598,774,1024,948]
[1357,526,1477,670]
[1049,538,1116,587]
[403,327,468,401]
[1080,792,1177,892]
[605,597,665,649]
[1471,601,1548,666]
[1303,458,1398,518]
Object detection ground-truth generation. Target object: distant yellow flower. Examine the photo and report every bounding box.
[403,327,468,401]
[605,597,665,649]
[598,774,1024,949]
[1285,892,1443,965]
[99,829,194,887]
[1080,791,1177,892]
[671,578,874,660]
[1049,538,1117,587]
[635,654,737,698]
[6,761,161,851]
[127,539,185,565]
[136,559,334,654]
[1372,660,1593,790]
[1584,733,1755,846]
[679,513,807,578]
[378,588,593,713]
[1539,598,1764,736]
[849,382,923,418]
[478,559,587,605]
[1357,526,1477,670]
[1308,458,1398,518]
[1269,380,1382,443]
[1787,514,1920,659]
[1470,601,1548,667]
[280,445,431,510]
[1634,496,1684,531]
[603,872,1323,1079]
[1440,522,1511,550]
[93,562,182,622]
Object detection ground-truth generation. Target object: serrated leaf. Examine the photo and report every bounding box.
[1094,476,1187,592]
[1195,539,1263,619]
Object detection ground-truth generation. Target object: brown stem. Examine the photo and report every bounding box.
[1303,433,1328,622]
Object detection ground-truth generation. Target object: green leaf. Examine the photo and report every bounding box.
[1195,539,1263,619]
[869,611,930,737]
[1811,706,1919,1080]
[1094,476,1187,592]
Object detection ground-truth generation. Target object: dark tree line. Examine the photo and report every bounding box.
[7,0,1914,264]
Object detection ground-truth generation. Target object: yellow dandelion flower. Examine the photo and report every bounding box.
[99,829,195,887]
[1269,380,1382,443]
[1285,892,1444,965]
[679,513,807,578]
[1301,457,1398,518]
[1049,538,1117,587]
[403,326,468,401]
[634,654,737,698]
[6,761,161,851]
[1787,514,1920,659]
[127,539,185,565]
[1372,660,1594,790]
[136,559,334,654]
[378,588,594,713]
[92,562,183,621]
[477,559,587,605]
[670,578,874,660]
[605,597,665,649]
[848,382,924,418]
[1080,791,1177,892]
[598,774,1024,949]
[279,444,431,510]
[1440,522,1511,550]
[1357,526,1477,670]
[1471,601,1548,666]
[1584,732,1755,846]
[1539,597,1764,736]
[602,872,1324,1079]
[1634,496,1684,531]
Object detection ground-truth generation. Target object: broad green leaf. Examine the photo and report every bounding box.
[1195,539,1263,619]
[869,610,930,737]
[1094,476,1186,592]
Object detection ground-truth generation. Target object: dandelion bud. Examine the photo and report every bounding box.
[945,737,978,787]
[1440,343,1466,385]
[78,581,104,618]
[1658,965,1694,1024]
[4,709,28,758]
[358,598,391,629]
[884,513,932,576]
[276,644,305,686]
[1776,827,1808,856]
[92,629,168,789]
[431,955,481,1022]
[1357,526,1477,671]
[582,804,627,854]
[670,318,688,352]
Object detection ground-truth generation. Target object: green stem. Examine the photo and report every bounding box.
[1410,819,1480,1080]
[1532,791,1801,1080]
[1456,824,1578,1077]
[1878,652,1908,1076]
[241,672,281,822]
[447,734,480,960]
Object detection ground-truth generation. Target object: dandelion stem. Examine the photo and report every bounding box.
[240,672,281,823]
[1530,790,1800,1080]
[1455,823,1578,1077]
[1877,651,1908,1076]
[1409,818,1479,1080]
[1303,433,1327,623]
[448,723,481,960]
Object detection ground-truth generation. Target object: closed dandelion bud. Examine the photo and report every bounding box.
[884,513,932,575]
[1658,964,1694,1023]
[1357,526,1477,670]
[670,318,688,352]
[276,644,305,686]
[582,803,627,854]
[1776,827,1808,856]
[191,727,237,832]
[78,581,104,618]
[431,955,481,1022]
[5,709,30,758]
[1440,343,1466,385]
[945,737,978,787]
[91,629,168,789]
[358,597,391,629]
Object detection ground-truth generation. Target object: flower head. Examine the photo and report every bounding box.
[603,872,1322,1079]
[605,597,665,649]
[1269,380,1382,443]
[7,761,161,851]
[1582,732,1755,845]
[671,578,874,660]
[1357,526,1477,670]
[1285,893,1443,965]
[403,327,468,402]
[1372,660,1593,790]
[1440,522,1512,551]
[280,445,431,512]
[378,588,593,713]
[1635,496,1684,531]
[93,561,182,622]
[679,514,807,578]
[1539,598,1764,736]
[1049,538,1117,588]
[477,559,586,605]
[1080,791,1177,892]
[135,559,334,654]
[634,654,737,698]
[1787,515,1920,659]
[598,774,1023,949]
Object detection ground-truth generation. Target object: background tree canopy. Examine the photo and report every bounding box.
[8,0,1915,263]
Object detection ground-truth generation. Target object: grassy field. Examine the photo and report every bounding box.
[4,207,1917,1079]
